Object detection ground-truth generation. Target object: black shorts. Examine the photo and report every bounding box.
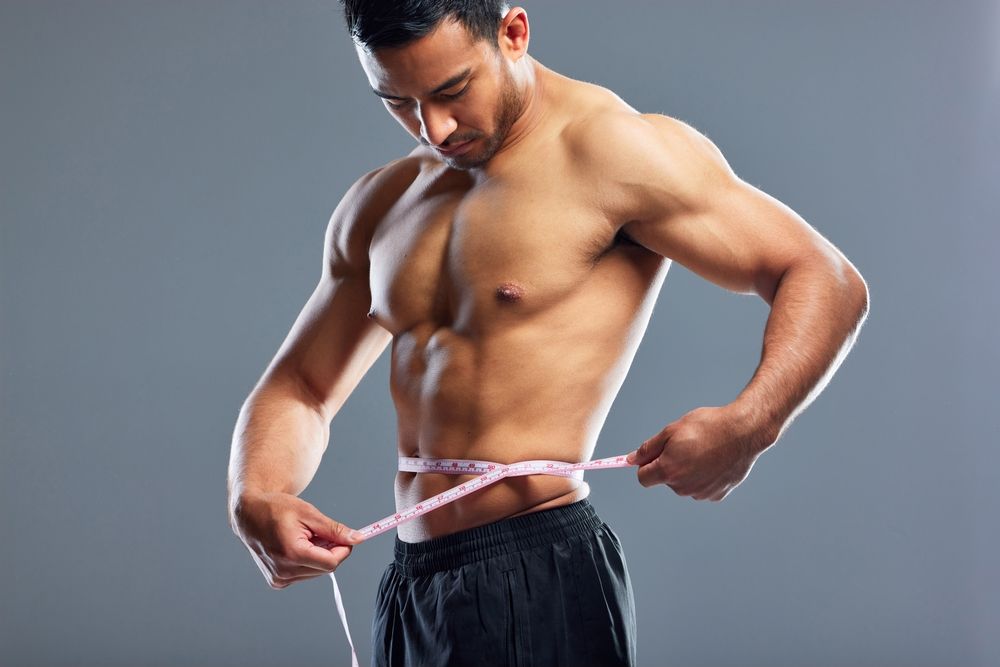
[370,498,637,667]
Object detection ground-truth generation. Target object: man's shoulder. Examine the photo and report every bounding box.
[326,153,426,274]
[564,104,733,202]
[552,91,738,227]
[563,104,707,170]
[347,150,429,206]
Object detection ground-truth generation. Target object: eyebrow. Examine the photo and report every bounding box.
[372,67,473,100]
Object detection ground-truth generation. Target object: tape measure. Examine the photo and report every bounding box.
[328,453,635,667]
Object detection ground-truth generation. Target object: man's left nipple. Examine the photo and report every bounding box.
[495,281,526,303]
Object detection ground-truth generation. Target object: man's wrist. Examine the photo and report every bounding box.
[227,483,268,531]
[727,397,783,455]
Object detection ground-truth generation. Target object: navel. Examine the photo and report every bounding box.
[495,281,526,303]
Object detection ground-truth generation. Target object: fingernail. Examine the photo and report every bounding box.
[350,530,364,541]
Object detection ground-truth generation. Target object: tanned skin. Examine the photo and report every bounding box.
[228,7,869,588]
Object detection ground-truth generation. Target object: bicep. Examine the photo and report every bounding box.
[624,174,823,303]
[617,115,832,304]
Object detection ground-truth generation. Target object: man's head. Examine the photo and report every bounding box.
[340,1,531,170]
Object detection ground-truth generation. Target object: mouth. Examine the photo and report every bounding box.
[437,139,474,156]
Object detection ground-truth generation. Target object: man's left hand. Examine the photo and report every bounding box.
[625,405,766,502]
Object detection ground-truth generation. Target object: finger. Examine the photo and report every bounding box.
[268,569,327,590]
[635,458,668,488]
[709,488,731,502]
[657,475,698,497]
[303,512,366,547]
[686,482,708,499]
[276,544,354,580]
[627,435,667,466]
[294,538,354,572]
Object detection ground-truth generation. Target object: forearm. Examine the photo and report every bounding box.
[732,258,870,452]
[227,373,330,515]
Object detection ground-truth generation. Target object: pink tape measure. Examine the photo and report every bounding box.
[328,453,635,667]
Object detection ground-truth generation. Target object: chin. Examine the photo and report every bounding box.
[450,141,501,170]
[447,155,484,170]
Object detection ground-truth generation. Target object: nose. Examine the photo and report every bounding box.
[416,102,458,147]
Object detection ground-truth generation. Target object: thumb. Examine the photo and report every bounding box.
[627,434,666,466]
[307,513,366,546]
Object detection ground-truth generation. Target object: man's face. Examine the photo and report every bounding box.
[357,16,524,170]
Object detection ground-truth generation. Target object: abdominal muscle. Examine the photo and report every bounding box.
[393,466,592,543]
[388,329,607,543]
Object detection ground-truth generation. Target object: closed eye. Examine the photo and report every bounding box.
[384,83,470,109]
[441,83,470,100]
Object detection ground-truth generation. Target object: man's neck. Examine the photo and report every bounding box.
[483,56,551,169]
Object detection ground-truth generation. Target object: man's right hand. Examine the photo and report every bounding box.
[229,490,366,590]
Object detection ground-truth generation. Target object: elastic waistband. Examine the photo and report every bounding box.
[392,498,603,577]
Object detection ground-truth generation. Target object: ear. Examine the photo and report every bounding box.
[498,7,529,60]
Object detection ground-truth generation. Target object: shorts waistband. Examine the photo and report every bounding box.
[392,498,603,577]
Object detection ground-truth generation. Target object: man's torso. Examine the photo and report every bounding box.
[356,68,672,541]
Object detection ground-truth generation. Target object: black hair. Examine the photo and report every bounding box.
[340,0,512,53]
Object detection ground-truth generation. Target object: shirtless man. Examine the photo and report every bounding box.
[227,2,870,666]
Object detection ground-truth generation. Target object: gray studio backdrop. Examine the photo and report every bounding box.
[1,1,997,666]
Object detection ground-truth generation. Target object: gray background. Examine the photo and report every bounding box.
[2,1,997,666]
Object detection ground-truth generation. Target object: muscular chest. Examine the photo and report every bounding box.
[367,168,619,336]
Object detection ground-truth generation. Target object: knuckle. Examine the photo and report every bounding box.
[656,459,678,484]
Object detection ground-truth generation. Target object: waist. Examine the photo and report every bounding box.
[391,497,604,576]
[394,467,590,543]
